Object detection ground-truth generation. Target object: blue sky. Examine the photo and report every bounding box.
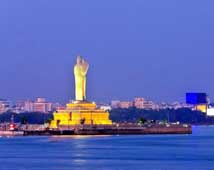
[0,0,214,103]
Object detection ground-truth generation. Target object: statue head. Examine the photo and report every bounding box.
[77,56,82,65]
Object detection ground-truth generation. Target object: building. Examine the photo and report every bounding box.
[111,100,134,109]
[134,98,157,110]
[15,98,52,113]
[51,103,63,111]
[111,100,120,108]
[100,105,112,111]
[186,93,208,113]
[15,100,25,111]
[119,101,133,109]
[0,99,11,114]
[32,98,52,113]
[23,100,33,112]
[207,107,214,116]
[134,98,145,109]
[111,97,197,111]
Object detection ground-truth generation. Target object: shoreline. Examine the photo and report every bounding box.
[26,124,192,136]
[0,123,192,136]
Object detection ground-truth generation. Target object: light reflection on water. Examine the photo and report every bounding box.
[0,126,213,170]
[50,135,112,139]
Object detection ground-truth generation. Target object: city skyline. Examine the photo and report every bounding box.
[1,1,214,103]
[0,97,195,115]
[1,2,214,170]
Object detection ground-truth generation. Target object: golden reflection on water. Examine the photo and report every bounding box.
[48,135,111,141]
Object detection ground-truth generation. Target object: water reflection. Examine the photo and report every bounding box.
[0,126,214,170]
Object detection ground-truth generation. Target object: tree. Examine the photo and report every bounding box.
[21,116,28,125]
[45,118,52,124]
[138,117,147,125]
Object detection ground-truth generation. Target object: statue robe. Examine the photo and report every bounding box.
[74,64,87,101]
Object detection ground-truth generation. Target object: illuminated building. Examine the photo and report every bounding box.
[134,98,157,110]
[143,100,156,110]
[23,100,33,112]
[207,107,214,116]
[134,98,145,109]
[196,104,207,113]
[0,99,11,114]
[15,100,26,112]
[100,105,112,111]
[186,92,208,113]
[111,98,158,110]
[32,98,52,113]
[111,100,133,109]
[119,101,133,109]
[17,98,52,113]
[111,100,120,108]
[50,56,112,128]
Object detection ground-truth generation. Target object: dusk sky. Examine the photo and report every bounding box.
[0,0,214,103]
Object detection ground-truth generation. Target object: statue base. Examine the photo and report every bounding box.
[50,101,112,128]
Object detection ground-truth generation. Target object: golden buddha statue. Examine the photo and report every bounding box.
[74,56,89,101]
[50,55,112,128]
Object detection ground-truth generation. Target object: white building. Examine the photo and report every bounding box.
[100,105,112,111]
[134,98,145,109]
[207,107,214,116]
[0,99,11,114]
[134,98,157,110]
[111,100,120,108]
[119,101,133,109]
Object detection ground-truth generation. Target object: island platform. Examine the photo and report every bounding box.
[22,123,192,136]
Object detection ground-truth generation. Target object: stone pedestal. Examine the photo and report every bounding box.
[50,101,112,128]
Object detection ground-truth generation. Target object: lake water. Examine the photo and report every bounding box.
[0,126,214,170]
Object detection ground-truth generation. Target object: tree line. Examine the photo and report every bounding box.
[110,108,214,124]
